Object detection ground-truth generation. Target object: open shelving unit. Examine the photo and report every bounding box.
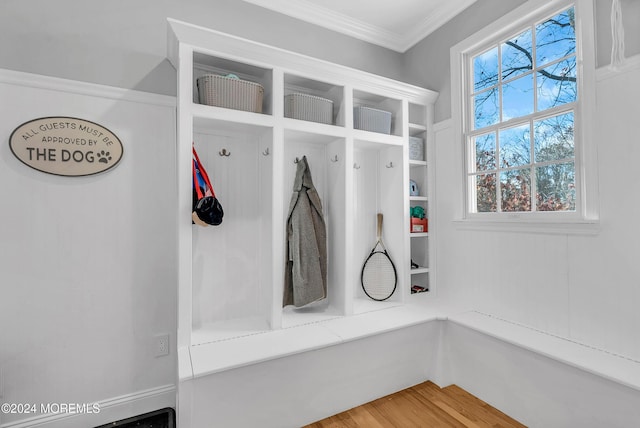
[408,103,434,295]
[167,18,438,381]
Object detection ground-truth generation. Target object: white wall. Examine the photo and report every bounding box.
[433,62,640,362]
[0,71,177,427]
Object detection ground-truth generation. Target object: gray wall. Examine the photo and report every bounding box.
[402,0,526,122]
[4,0,638,113]
[0,0,404,96]
[404,0,640,123]
[595,0,640,67]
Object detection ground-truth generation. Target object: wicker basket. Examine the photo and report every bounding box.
[353,106,392,134]
[285,93,333,124]
[409,136,424,161]
[197,74,264,113]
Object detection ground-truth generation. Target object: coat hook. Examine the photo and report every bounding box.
[353,163,361,169]
[330,155,338,162]
[386,161,394,168]
[219,148,231,157]
[262,148,270,156]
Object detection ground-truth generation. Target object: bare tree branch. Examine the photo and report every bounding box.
[505,41,576,82]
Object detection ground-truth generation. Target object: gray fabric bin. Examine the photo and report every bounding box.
[285,93,334,124]
[197,74,264,113]
[353,106,392,134]
[409,136,424,161]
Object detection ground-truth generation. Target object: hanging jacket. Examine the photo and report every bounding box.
[283,156,327,307]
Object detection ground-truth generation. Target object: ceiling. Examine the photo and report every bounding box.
[242,0,477,52]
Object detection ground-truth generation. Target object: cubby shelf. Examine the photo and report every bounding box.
[192,102,275,129]
[411,232,429,238]
[168,18,438,376]
[409,123,427,133]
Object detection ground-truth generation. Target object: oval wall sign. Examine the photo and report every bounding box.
[9,116,123,176]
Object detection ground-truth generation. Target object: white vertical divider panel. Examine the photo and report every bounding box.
[177,43,194,354]
[259,128,276,330]
[343,85,355,316]
[400,99,411,300]
[327,138,347,315]
[378,144,405,303]
[425,103,437,295]
[271,68,287,329]
[270,68,285,330]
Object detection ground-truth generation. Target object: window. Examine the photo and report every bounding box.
[452,0,598,227]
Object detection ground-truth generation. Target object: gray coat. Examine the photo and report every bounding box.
[283,156,327,307]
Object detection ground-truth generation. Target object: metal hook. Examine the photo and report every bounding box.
[219,148,231,157]
[353,163,361,169]
[262,148,270,156]
[330,155,338,162]
[386,161,394,168]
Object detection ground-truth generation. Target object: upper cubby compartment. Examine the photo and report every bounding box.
[408,103,427,129]
[193,51,273,115]
[353,89,403,138]
[284,74,345,127]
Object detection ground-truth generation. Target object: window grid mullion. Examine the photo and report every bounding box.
[496,126,502,212]
[530,121,537,212]
[532,22,539,115]
[497,42,503,125]
[497,41,503,212]
[468,102,576,139]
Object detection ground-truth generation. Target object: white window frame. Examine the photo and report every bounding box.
[451,0,599,234]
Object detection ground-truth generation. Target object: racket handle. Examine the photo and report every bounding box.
[377,213,383,239]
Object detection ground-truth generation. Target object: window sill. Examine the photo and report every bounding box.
[453,218,600,235]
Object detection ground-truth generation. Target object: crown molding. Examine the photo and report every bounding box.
[242,0,477,53]
[403,0,478,51]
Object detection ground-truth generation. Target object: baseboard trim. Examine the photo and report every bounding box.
[1,385,176,428]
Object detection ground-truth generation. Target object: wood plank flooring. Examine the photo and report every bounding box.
[304,381,526,428]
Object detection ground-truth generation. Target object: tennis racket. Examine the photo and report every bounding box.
[361,213,397,301]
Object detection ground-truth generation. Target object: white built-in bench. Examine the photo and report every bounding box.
[184,302,640,392]
[180,300,640,427]
[448,310,640,393]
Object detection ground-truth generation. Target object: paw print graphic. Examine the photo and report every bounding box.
[97,150,112,164]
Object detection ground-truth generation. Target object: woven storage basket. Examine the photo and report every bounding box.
[353,106,392,134]
[409,136,424,161]
[197,74,264,113]
[284,93,333,125]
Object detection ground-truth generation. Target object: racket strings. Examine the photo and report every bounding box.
[362,252,397,300]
